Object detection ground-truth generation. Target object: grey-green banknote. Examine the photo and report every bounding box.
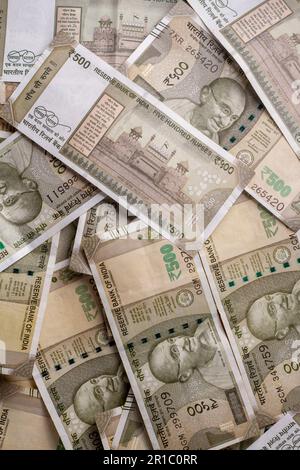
[0,234,58,374]
[112,391,152,450]
[96,390,152,450]
[0,132,102,272]
[188,0,300,158]
[247,413,300,450]
[200,194,300,425]
[33,250,129,450]
[70,198,134,275]
[95,405,123,450]
[3,33,254,249]
[56,220,78,265]
[86,221,259,450]
[0,375,60,450]
[124,0,300,232]
[0,0,178,82]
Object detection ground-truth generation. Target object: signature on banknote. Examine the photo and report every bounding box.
[34,106,72,131]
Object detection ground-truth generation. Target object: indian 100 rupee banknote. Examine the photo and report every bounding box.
[70,198,135,275]
[0,374,60,450]
[199,193,300,426]
[112,390,152,450]
[188,0,300,159]
[3,33,254,250]
[124,0,300,232]
[0,132,103,272]
[0,0,178,83]
[33,254,129,450]
[0,234,58,374]
[84,220,259,450]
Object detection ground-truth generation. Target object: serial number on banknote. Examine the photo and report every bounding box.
[251,185,287,212]
[46,175,78,203]
[258,344,287,405]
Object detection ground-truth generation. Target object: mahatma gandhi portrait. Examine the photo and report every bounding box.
[73,365,129,425]
[247,280,300,341]
[166,77,246,144]
[149,321,233,389]
[0,162,42,225]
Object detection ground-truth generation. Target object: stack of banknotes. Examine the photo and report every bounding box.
[1,0,300,451]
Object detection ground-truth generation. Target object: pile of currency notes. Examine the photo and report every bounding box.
[0,0,300,451]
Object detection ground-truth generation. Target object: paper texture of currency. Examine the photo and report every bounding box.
[0,129,10,143]
[0,234,58,373]
[95,406,122,450]
[248,413,300,450]
[70,198,135,275]
[0,97,14,142]
[200,194,300,424]
[5,34,254,249]
[0,0,178,83]
[125,1,300,232]
[33,256,129,449]
[0,116,13,135]
[70,200,118,275]
[188,0,300,158]
[0,374,60,450]
[0,132,103,272]
[0,83,16,142]
[56,220,78,265]
[55,0,178,69]
[112,391,152,450]
[0,82,17,104]
[0,0,298,454]
[0,0,56,82]
[86,221,258,450]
